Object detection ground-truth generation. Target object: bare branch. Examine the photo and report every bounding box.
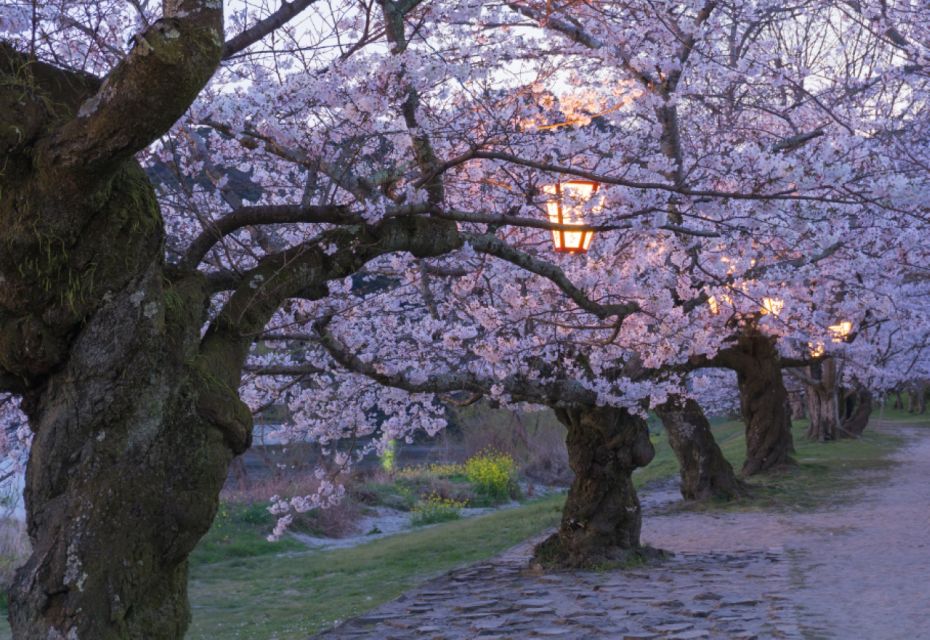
[471,151,859,204]
[222,0,321,60]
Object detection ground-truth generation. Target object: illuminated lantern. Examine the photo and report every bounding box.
[543,180,598,253]
[761,297,784,316]
[828,320,852,342]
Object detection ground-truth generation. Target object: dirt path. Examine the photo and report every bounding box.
[643,423,930,639]
[788,424,930,638]
[314,424,930,639]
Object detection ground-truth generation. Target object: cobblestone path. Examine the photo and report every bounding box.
[313,539,800,639]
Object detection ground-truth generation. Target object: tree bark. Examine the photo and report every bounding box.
[788,390,807,420]
[838,386,873,438]
[805,359,840,441]
[10,270,251,640]
[803,359,873,441]
[719,335,795,475]
[533,406,657,568]
[0,17,245,635]
[656,397,745,501]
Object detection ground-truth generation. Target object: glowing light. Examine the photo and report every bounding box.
[829,320,852,342]
[761,297,784,316]
[543,180,599,254]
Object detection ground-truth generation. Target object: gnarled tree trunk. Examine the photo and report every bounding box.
[0,15,247,634]
[533,406,656,568]
[10,270,251,639]
[838,386,872,438]
[805,358,840,441]
[656,397,745,501]
[803,359,873,441]
[719,334,795,476]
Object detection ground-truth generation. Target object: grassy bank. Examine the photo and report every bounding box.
[179,420,685,638]
[186,494,565,639]
[658,416,905,513]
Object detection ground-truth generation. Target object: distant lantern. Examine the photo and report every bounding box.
[828,320,853,342]
[543,180,599,253]
[760,297,784,316]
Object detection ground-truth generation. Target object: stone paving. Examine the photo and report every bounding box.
[312,534,802,640]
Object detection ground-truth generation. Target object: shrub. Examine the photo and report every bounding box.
[465,450,518,503]
[380,439,397,473]
[411,493,466,526]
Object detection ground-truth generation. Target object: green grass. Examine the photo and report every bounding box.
[659,416,904,513]
[636,417,748,489]
[181,416,747,640]
[870,404,930,425]
[740,419,901,511]
[186,494,565,639]
[191,503,306,566]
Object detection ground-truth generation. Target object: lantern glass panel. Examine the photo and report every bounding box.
[543,180,598,253]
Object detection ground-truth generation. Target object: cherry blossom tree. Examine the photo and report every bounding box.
[1,0,929,636]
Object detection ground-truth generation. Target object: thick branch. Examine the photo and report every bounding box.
[772,129,826,153]
[317,323,482,394]
[181,204,361,270]
[0,42,100,154]
[36,4,223,179]
[198,215,462,390]
[315,318,597,405]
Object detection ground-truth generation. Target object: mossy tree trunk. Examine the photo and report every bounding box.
[0,16,461,636]
[656,397,745,500]
[718,335,795,476]
[533,406,656,568]
[0,10,236,637]
[10,269,253,639]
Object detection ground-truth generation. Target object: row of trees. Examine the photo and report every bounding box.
[1,0,928,637]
